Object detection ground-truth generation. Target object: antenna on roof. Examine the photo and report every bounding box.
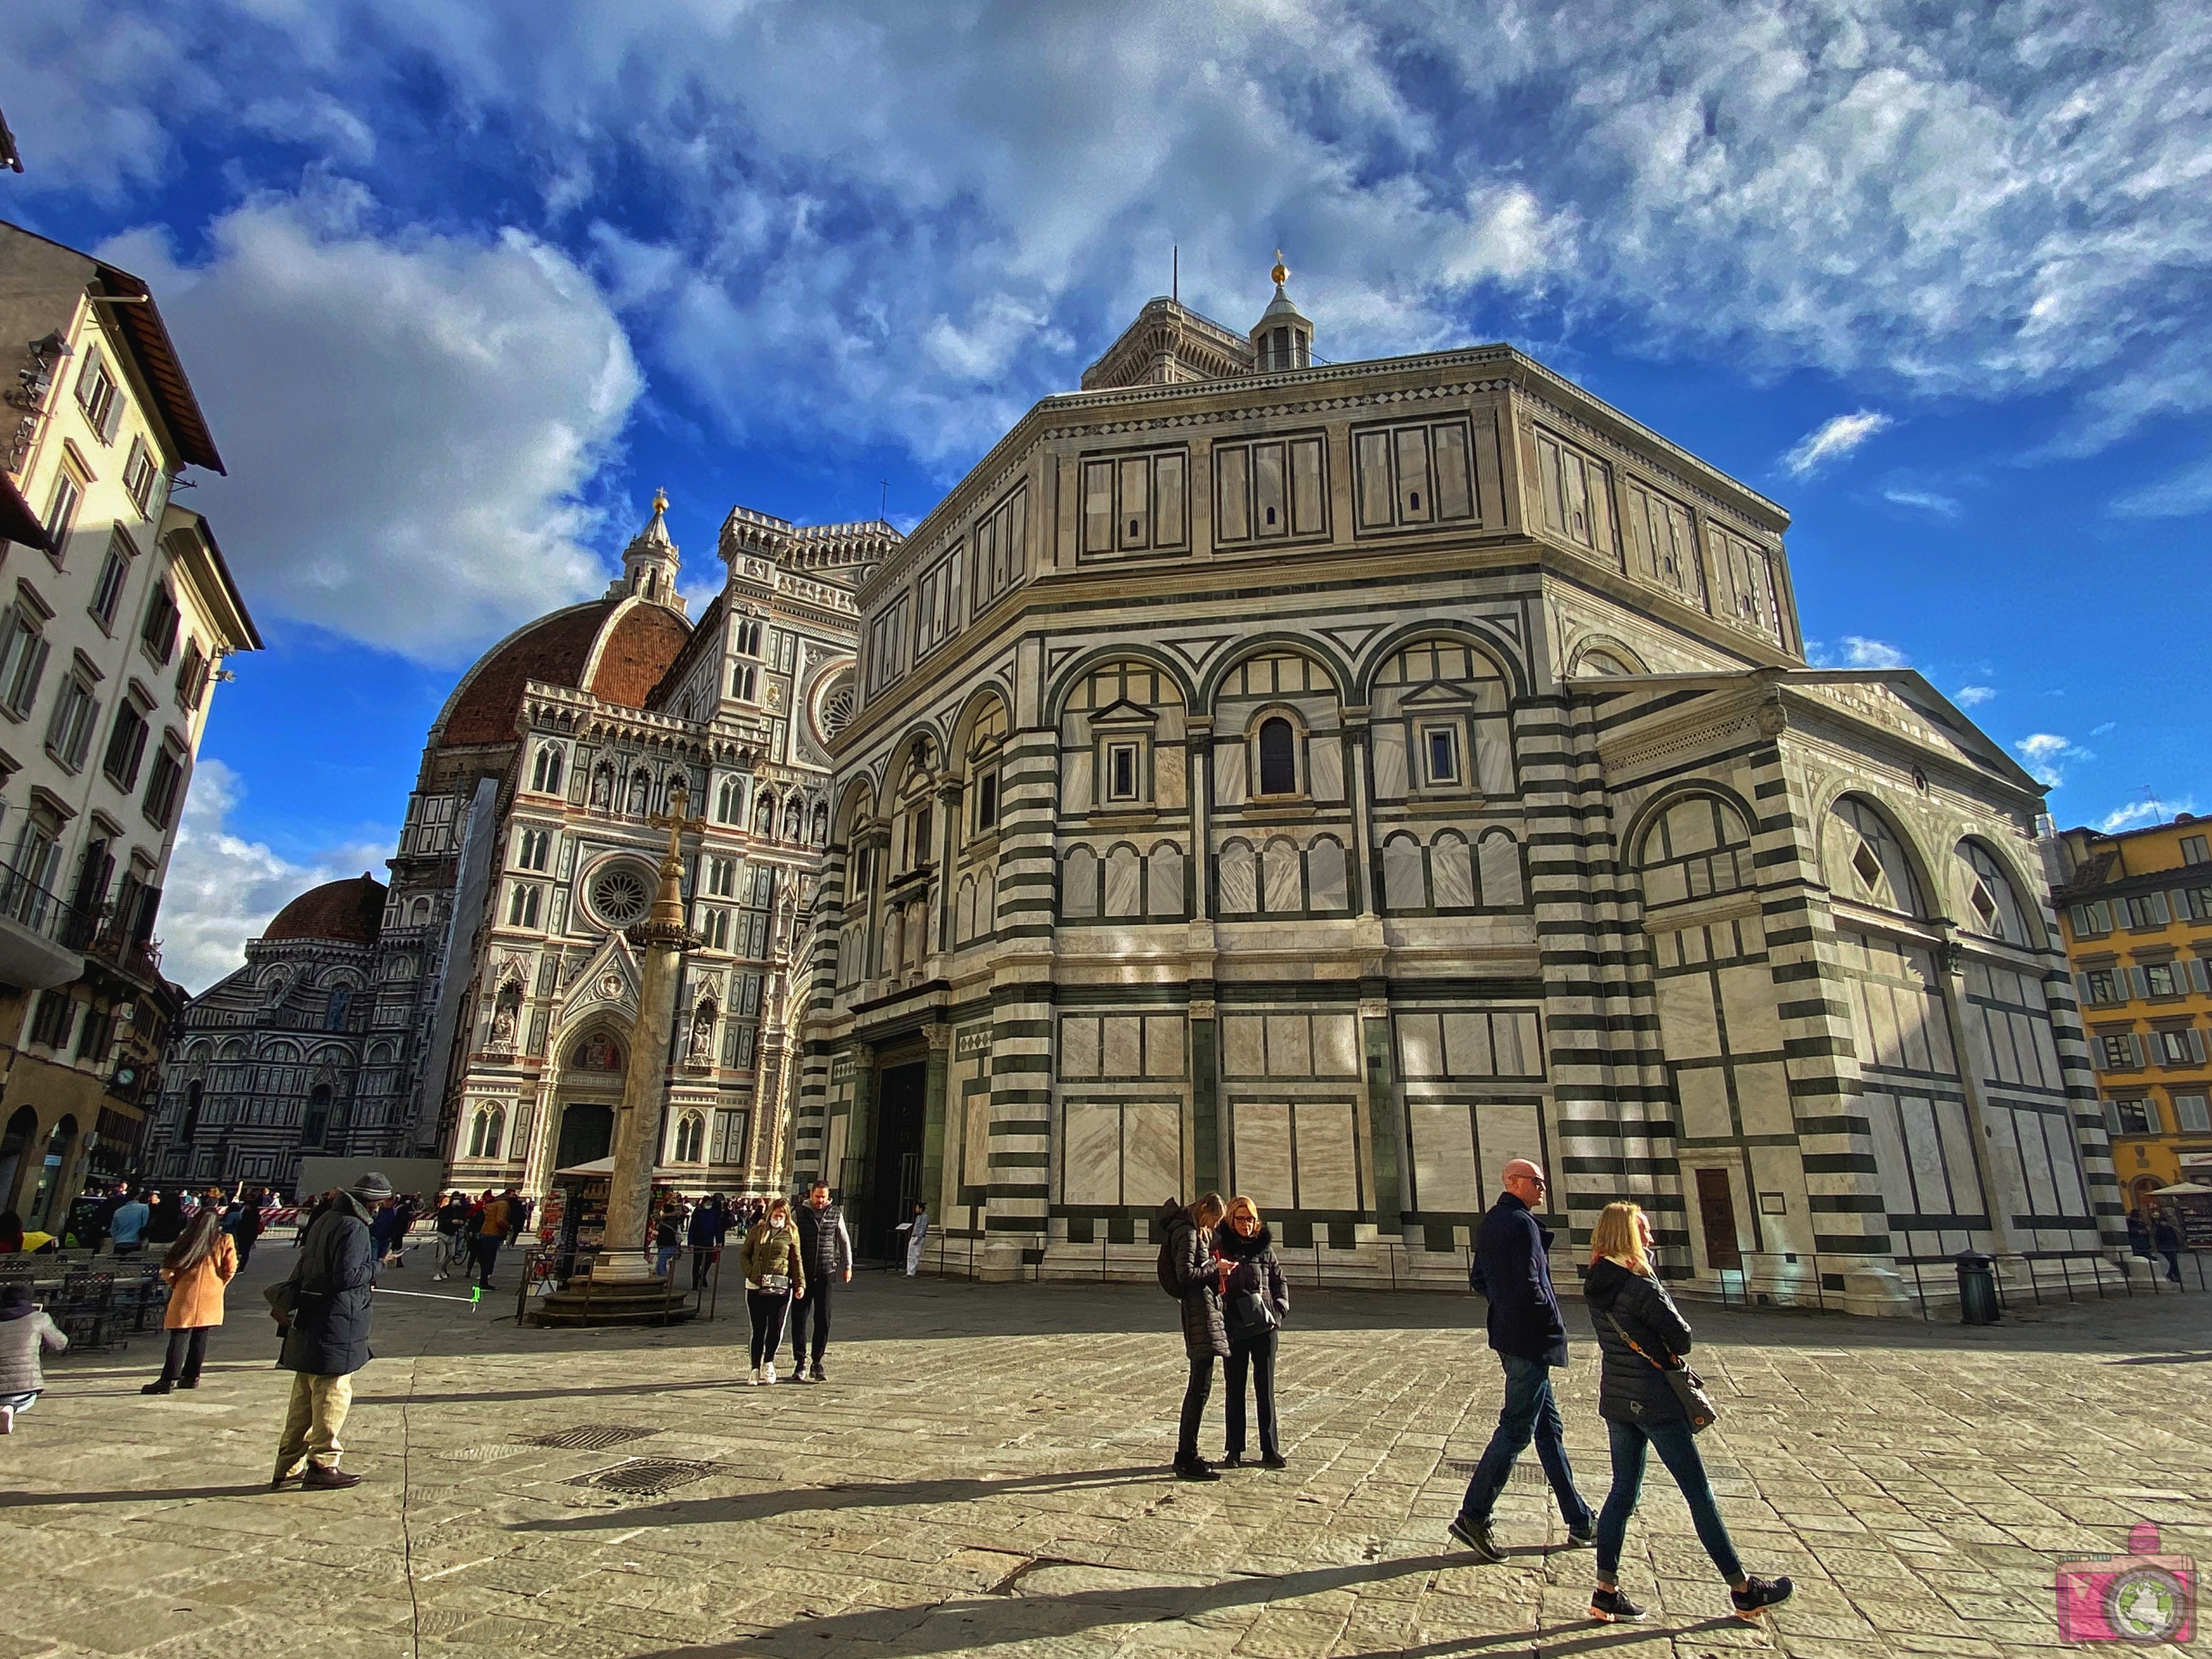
[879,479,888,522]
[1172,245,1178,305]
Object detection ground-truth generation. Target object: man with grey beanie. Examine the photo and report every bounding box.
[270,1173,387,1490]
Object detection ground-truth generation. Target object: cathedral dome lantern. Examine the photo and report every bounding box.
[611,488,685,613]
[1249,251,1313,372]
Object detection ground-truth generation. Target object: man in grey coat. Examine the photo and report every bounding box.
[272,1173,386,1490]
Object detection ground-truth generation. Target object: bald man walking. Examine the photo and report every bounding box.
[1449,1158,1594,1562]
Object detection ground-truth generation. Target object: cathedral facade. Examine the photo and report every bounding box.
[153,496,879,1201]
[794,271,2118,1310]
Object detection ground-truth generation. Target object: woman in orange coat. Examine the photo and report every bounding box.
[144,1208,237,1394]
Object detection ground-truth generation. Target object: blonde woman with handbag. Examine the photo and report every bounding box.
[1583,1201,1792,1625]
[740,1197,806,1386]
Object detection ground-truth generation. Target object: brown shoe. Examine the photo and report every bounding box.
[302,1464,364,1490]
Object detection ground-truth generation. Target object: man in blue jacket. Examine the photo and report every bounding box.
[1449,1158,1594,1562]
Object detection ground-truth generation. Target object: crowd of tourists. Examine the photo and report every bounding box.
[6,1153,1824,1624]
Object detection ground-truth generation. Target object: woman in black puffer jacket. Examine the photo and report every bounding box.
[1582,1202,1792,1626]
[1161,1193,1228,1481]
[1214,1196,1290,1469]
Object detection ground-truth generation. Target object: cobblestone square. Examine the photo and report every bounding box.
[5,1248,2208,1658]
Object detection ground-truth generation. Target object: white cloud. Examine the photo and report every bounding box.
[1782,411,1892,478]
[1954,684,1995,707]
[11,0,2212,463]
[97,183,643,660]
[2095,797,2194,834]
[1839,636,1909,669]
[1882,485,1960,517]
[2090,721,2118,737]
[159,759,395,994]
[2111,457,2212,519]
[2015,732,2095,788]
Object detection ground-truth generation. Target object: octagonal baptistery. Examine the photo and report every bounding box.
[795,261,2117,1312]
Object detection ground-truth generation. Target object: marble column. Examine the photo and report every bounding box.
[595,799,702,1283]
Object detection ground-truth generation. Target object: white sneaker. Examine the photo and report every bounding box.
[748,1367,760,1386]
[763,1362,777,1386]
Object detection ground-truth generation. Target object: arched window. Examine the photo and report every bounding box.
[1262,837,1301,912]
[1637,795,1754,906]
[1369,638,1514,800]
[1309,838,1349,911]
[1146,841,1185,917]
[1430,831,1475,908]
[1956,841,2034,944]
[408,896,432,926]
[717,776,743,824]
[1063,846,1099,919]
[323,986,351,1031]
[1382,832,1426,910]
[1825,796,1927,916]
[674,1111,706,1163]
[531,744,565,795]
[1477,830,1525,907]
[181,1080,203,1140]
[468,1104,505,1160]
[1217,840,1257,914]
[1105,844,1142,918]
[1257,717,1297,796]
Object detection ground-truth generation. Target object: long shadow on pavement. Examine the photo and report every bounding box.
[622,1550,1745,1659]
[511,1465,1164,1530]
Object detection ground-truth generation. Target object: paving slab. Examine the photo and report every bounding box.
[5,1245,2210,1658]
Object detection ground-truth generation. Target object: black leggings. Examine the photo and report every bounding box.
[748,1290,792,1368]
[1177,1352,1216,1462]
[158,1327,209,1385]
[1225,1331,1279,1457]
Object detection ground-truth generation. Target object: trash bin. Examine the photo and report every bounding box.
[1955,1250,2000,1325]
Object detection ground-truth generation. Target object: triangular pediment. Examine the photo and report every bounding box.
[1400,680,1474,708]
[557,932,642,1026]
[1089,697,1161,728]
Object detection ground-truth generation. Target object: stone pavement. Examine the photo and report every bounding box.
[5,1243,2210,1659]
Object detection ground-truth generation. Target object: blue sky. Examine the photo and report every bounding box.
[6,1,2206,988]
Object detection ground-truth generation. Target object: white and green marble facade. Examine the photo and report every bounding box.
[794,299,2118,1312]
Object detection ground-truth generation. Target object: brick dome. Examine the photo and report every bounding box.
[264,874,387,945]
[436,598,691,748]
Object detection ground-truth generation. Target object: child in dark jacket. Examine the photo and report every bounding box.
[1582,1201,1792,1626]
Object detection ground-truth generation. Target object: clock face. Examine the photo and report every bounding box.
[2106,1566,2189,1642]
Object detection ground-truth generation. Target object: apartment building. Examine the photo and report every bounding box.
[0,221,260,1228]
[2051,813,2212,1209]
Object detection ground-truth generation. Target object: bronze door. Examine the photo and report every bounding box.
[1695,1168,1742,1271]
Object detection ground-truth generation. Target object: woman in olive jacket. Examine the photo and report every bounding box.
[740,1197,806,1386]
[1583,1202,1792,1625]
[1213,1195,1289,1469]
[1161,1192,1228,1481]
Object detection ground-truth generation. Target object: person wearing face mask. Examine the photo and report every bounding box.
[1212,1195,1289,1470]
[1583,1201,1793,1626]
[740,1197,806,1386]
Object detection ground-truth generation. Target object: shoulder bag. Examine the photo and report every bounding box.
[1606,1312,1718,1432]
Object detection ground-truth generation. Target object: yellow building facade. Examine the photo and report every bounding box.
[2051,814,2212,1210]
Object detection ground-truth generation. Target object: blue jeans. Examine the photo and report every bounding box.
[1456,1354,1593,1531]
[1594,1416,1742,1583]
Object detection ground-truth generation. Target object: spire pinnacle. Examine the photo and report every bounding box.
[1270,249,1289,289]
